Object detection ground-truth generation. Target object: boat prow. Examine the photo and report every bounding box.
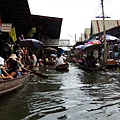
[0,72,30,97]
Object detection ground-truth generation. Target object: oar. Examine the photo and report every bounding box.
[22,67,48,78]
[30,70,48,78]
[73,58,80,66]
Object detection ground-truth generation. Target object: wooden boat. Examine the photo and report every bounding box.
[78,64,105,71]
[44,61,56,65]
[56,62,69,71]
[105,59,118,68]
[73,58,105,72]
[0,72,30,97]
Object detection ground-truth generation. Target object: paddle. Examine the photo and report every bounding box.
[22,67,48,78]
[30,70,48,78]
[73,58,80,66]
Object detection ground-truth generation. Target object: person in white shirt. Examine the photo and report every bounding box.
[56,54,66,66]
[28,50,37,66]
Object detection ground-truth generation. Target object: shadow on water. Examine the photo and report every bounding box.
[1,63,120,120]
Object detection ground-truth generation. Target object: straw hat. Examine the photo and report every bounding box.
[9,54,17,59]
[0,57,4,66]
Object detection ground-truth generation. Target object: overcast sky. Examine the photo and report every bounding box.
[28,0,120,44]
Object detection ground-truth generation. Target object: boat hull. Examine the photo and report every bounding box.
[0,72,30,97]
[56,62,69,71]
[78,64,105,71]
[105,60,118,68]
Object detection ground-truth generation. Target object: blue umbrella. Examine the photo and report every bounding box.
[57,48,64,54]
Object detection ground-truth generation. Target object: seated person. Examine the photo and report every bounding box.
[0,56,13,80]
[6,59,18,78]
[8,53,30,76]
[86,52,96,68]
[55,54,66,66]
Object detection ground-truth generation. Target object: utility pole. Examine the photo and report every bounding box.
[101,0,107,63]
[75,33,76,43]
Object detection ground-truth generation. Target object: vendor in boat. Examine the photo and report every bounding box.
[55,53,66,66]
[86,52,96,68]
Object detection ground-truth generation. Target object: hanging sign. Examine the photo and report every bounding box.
[2,23,12,32]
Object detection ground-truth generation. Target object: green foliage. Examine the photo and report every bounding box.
[27,27,36,38]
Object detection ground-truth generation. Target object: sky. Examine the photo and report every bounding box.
[28,0,120,45]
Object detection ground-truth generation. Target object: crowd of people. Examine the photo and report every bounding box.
[0,39,68,80]
[0,39,41,80]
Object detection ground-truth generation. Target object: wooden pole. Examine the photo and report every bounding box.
[101,0,107,63]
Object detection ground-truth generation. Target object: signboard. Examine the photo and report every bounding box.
[44,39,59,46]
[2,23,12,32]
[44,39,70,46]
[59,39,70,46]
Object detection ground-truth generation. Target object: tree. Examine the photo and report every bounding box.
[27,27,36,38]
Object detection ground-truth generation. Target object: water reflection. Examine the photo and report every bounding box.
[0,63,120,120]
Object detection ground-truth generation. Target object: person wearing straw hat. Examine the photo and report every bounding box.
[8,54,29,76]
[8,54,25,77]
[9,54,18,60]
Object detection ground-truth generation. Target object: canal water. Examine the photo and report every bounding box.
[0,63,120,120]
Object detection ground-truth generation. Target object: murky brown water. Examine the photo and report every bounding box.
[0,63,120,120]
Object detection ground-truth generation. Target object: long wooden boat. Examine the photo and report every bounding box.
[73,58,105,72]
[0,72,30,97]
[56,62,69,71]
[78,64,105,71]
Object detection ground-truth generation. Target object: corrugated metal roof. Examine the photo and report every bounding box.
[0,0,62,40]
[91,20,120,35]
[84,28,91,34]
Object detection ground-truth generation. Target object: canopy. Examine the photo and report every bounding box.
[20,39,43,48]
[44,47,57,53]
[100,34,118,41]
[80,44,102,53]
[85,40,101,45]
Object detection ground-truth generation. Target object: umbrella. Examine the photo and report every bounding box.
[86,40,101,45]
[75,44,91,51]
[80,44,102,53]
[44,47,57,53]
[20,39,43,48]
[100,34,118,41]
[57,48,64,54]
